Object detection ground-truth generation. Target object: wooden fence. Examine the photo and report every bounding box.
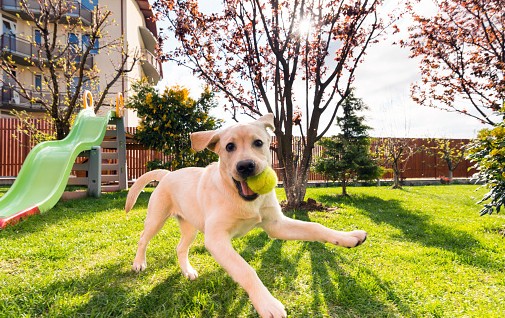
[1,117,476,182]
[1,117,53,177]
[369,138,475,179]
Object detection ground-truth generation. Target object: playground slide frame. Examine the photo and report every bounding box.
[0,93,117,228]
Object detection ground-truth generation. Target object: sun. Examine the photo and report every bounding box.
[297,17,312,37]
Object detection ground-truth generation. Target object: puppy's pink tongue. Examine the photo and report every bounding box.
[240,181,256,196]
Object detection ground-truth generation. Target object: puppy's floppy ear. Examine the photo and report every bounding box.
[256,113,275,131]
[191,130,220,152]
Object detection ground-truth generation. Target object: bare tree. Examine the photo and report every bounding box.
[429,138,466,181]
[373,137,416,189]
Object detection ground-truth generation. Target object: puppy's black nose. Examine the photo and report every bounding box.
[236,160,256,178]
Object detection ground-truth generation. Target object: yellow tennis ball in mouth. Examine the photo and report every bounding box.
[246,166,278,195]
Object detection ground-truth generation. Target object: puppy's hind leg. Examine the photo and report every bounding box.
[176,217,199,280]
[133,195,171,272]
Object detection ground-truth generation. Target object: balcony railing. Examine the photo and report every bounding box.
[0,86,115,112]
[140,49,161,83]
[0,0,92,26]
[1,86,45,112]
[1,34,93,69]
[0,34,36,66]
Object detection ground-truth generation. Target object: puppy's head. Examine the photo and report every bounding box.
[191,114,274,201]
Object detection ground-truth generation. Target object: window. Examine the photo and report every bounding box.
[82,34,90,49]
[2,18,17,52]
[2,17,16,36]
[70,76,92,95]
[69,33,79,51]
[34,29,42,45]
[81,34,98,54]
[34,75,42,91]
[68,33,80,63]
[3,71,18,104]
[91,37,99,55]
[3,70,16,87]
[81,0,98,10]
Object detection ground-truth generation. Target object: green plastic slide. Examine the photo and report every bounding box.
[0,108,111,228]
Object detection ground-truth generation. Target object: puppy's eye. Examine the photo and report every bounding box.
[253,140,263,147]
[226,143,236,152]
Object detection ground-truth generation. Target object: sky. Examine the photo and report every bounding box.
[352,35,487,139]
[156,1,489,139]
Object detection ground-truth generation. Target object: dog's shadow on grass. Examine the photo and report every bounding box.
[126,269,250,318]
[319,192,500,271]
[15,257,249,317]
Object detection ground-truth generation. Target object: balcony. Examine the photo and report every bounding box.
[0,86,46,112]
[0,86,110,113]
[0,34,37,66]
[140,49,161,84]
[1,34,93,69]
[139,26,157,54]
[0,0,92,26]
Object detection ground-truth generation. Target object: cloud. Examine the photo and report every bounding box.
[353,24,485,139]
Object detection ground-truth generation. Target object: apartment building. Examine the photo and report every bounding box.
[0,0,161,126]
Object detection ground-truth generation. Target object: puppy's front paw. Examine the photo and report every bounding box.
[348,230,367,247]
[132,260,147,272]
[332,230,367,248]
[253,293,286,318]
[182,267,199,280]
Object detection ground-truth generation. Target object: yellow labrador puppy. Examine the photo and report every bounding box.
[125,114,367,318]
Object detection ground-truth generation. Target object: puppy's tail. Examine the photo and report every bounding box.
[125,169,169,213]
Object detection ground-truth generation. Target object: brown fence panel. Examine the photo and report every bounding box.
[0,117,54,177]
[1,118,478,181]
[369,138,475,180]
[125,127,175,180]
[270,136,325,182]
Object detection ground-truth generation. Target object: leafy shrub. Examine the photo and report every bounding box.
[467,121,505,215]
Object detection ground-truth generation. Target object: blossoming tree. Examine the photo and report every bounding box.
[404,0,504,125]
[154,0,388,207]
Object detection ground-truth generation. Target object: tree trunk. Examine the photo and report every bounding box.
[342,178,347,196]
[392,163,402,189]
[448,170,453,182]
[284,171,308,208]
[55,119,70,140]
[276,133,310,208]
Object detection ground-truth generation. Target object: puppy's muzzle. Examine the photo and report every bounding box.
[234,160,259,201]
[236,160,256,179]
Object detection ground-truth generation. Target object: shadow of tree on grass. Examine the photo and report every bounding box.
[2,190,447,317]
[307,241,415,317]
[319,193,501,271]
[0,190,138,238]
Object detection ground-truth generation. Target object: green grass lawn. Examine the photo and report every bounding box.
[0,185,504,317]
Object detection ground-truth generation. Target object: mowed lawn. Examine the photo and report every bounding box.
[0,185,504,317]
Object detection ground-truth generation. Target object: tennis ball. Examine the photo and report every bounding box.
[246,166,278,195]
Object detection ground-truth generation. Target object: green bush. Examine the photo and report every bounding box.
[467,120,505,215]
[128,79,222,170]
